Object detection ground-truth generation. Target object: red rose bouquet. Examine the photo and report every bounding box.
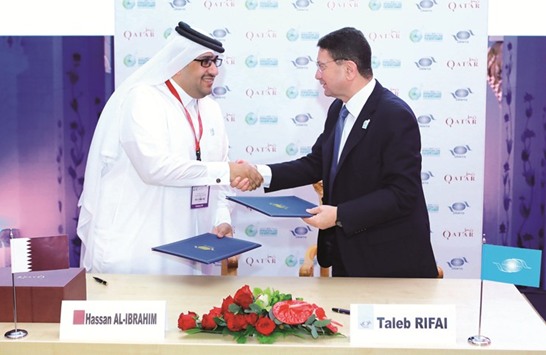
[178,285,343,344]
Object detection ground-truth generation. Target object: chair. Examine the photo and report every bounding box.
[299,181,331,277]
[221,257,238,276]
[437,265,444,278]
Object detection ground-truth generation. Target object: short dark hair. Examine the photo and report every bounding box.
[317,27,373,79]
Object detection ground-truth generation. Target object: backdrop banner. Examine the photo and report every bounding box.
[114,0,488,278]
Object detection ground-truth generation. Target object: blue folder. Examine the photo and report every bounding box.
[227,195,317,218]
[152,233,261,264]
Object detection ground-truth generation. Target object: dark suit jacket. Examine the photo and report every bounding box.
[267,81,438,278]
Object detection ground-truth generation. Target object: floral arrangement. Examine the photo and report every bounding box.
[178,284,343,344]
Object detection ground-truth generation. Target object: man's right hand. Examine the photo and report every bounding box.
[228,161,263,191]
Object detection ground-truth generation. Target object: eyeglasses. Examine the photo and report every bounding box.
[193,56,223,68]
[316,58,346,72]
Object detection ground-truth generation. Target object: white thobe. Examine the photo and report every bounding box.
[78,81,233,275]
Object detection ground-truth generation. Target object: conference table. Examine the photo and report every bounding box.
[1,273,545,354]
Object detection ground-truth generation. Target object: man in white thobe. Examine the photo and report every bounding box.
[77,21,262,275]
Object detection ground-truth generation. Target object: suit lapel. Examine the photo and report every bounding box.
[323,99,343,179]
[337,81,384,169]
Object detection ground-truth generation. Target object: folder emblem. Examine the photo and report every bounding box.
[195,245,215,251]
[270,203,288,210]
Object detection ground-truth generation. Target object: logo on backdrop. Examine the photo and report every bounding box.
[449,145,471,158]
[427,204,439,213]
[245,0,279,10]
[446,57,479,71]
[444,172,476,184]
[170,0,189,9]
[444,114,478,127]
[285,28,319,42]
[285,255,298,267]
[452,30,474,43]
[408,87,442,100]
[203,1,236,10]
[326,0,362,10]
[415,57,437,70]
[292,0,314,10]
[416,0,438,11]
[447,257,469,270]
[451,88,473,101]
[448,201,470,214]
[122,0,157,9]
[245,86,278,99]
[245,55,279,68]
[245,144,277,156]
[242,225,280,238]
[290,226,311,238]
[367,30,401,42]
[123,54,150,68]
[285,86,319,99]
[244,112,278,125]
[285,143,311,156]
[372,56,401,69]
[291,56,313,69]
[448,1,481,12]
[212,86,231,98]
[210,28,230,41]
[291,113,313,125]
[421,171,434,184]
[245,29,278,41]
[245,255,277,267]
[442,228,474,240]
[369,0,403,10]
[409,29,443,42]
[416,114,436,127]
[421,147,441,157]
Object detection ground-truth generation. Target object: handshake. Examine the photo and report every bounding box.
[228,161,263,192]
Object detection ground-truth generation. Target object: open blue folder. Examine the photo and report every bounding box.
[227,195,317,218]
[152,233,261,264]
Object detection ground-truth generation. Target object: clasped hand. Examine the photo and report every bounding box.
[229,161,263,191]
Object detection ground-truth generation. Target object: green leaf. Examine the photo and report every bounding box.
[305,314,316,325]
[249,303,263,313]
[184,328,203,334]
[313,319,330,327]
[310,325,319,339]
[228,303,242,313]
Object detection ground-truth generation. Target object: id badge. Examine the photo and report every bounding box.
[191,186,210,209]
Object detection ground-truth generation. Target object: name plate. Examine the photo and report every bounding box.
[350,304,456,346]
[60,300,166,341]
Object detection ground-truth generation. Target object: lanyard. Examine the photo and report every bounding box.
[165,80,203,161]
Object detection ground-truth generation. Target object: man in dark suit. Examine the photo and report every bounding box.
[262,27,438,278]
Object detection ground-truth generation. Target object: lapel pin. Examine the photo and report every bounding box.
[362,119,370,129]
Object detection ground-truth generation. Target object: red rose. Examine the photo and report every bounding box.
[245,312,258,326]
[209,306,222,317]
[201,313,218,330]
[255,316,276,336]
[177,311,197,330]
[223,311,234,322]
[233,285,254,309]
[221,295,235,314]
[226,313,248,332]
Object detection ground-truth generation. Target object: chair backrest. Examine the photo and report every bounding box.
[298,181,330,277]
[221,257,238,276]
